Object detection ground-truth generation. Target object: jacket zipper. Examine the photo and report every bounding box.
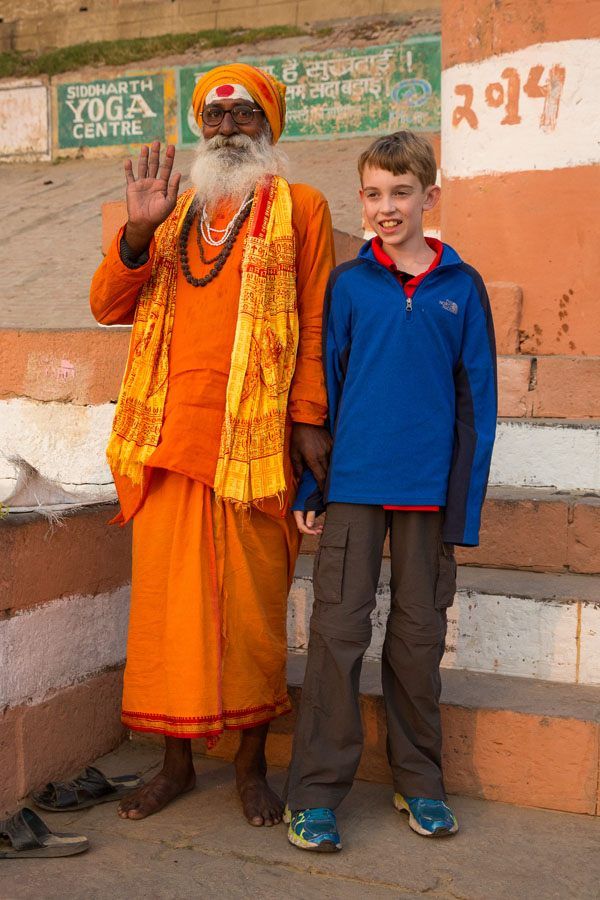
[405,271,437,320]
[368,254,450,325]
[376,262,438,321]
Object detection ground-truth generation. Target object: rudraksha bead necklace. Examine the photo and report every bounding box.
[179,200,252,287]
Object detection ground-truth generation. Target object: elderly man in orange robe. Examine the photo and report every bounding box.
[90,64,334,825]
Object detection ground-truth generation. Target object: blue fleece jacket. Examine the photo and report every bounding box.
[294,240,497,546]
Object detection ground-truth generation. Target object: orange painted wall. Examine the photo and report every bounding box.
[441,0,599,356]
[442,0,600,67]
[443,166,600,356]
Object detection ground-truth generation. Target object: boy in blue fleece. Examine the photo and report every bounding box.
[285,132,497,852]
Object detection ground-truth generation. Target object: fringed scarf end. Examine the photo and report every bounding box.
[106,432,154,486]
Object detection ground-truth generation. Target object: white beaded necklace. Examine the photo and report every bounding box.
[200,194,253,247]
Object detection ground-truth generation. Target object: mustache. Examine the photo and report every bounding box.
[205,134,253,151]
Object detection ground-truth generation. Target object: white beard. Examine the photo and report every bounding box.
[189,127,288,209]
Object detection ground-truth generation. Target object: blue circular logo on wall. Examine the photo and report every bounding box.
[391,79,432,107]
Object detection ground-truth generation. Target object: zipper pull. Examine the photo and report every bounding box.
[406,296,413,313]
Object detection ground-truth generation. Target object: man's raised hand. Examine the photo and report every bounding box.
[123,141,181,254]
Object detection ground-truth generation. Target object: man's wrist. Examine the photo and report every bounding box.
[124,221,155,256]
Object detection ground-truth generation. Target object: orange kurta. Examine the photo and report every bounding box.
[90,182,335,737]
[90,182,334,521]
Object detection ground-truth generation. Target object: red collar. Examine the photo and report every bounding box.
[372,236,443,290]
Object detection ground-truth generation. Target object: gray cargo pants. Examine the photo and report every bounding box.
[286,503,456,810]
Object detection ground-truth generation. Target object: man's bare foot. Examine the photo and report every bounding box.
[118,736,195,820]
[234,722,283,826]
[237,771,284,827]
[118,769,196,820]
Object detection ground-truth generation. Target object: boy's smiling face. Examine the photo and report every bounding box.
[359,165,440,250]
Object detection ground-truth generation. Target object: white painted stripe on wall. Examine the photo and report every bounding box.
[2,401,599,505]
[0,587,130,708]
[444,592,579,683]
[442,39,600,177]
[491,420,600,491]
[0,398,115,501]
[579,604,600,685]
[288,577,600,685]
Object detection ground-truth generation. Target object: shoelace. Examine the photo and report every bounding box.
[409,797,451,820]
[298,808,336,827]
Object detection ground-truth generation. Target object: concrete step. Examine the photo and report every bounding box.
[2,402,599,508]
[6,324,600,424]
[458,485,600,574]
[499,354,600,419]
[204,652,600,817]
[4,335,600,499]
[7,327,600,420]
[288,556,600,685]
[302,485,600,574]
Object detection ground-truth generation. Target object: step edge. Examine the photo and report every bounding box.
[498,417,600,427]
[287,651,600,723]
[485,484,600,504]
[293,555,600,602]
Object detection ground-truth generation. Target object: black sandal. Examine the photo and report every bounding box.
[32,766,144,812]
[0,808,89,858]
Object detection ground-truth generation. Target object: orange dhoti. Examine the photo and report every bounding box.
[122,468,300,740]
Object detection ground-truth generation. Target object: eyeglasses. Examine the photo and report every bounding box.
[201,105,264,126]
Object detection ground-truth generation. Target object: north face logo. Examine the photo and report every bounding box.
[439,299,458,315]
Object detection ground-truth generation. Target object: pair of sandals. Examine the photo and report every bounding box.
[0,766,144,859]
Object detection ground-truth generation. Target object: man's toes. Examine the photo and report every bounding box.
[126,807,145,820]
[267,800,283,822]
[264,804,282,824]
[118,801,135,817]
[254,802,281,826]
[249,814,264,826]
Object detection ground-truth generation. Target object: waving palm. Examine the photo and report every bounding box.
[124,141,181,238]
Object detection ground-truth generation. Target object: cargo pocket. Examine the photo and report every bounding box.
[313,522,349,604]
[435,541,457,610]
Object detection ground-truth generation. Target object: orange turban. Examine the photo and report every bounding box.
[192,63,287,143]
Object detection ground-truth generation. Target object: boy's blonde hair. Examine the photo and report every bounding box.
[358,131,437,190]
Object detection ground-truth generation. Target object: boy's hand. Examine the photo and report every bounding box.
[290,423,332,490]
[293,510,324,536]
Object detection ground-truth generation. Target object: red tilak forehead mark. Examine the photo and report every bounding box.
[216,84,235,97]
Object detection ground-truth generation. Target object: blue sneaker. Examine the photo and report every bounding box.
[393,794,458,837]
[285,805,342,852]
